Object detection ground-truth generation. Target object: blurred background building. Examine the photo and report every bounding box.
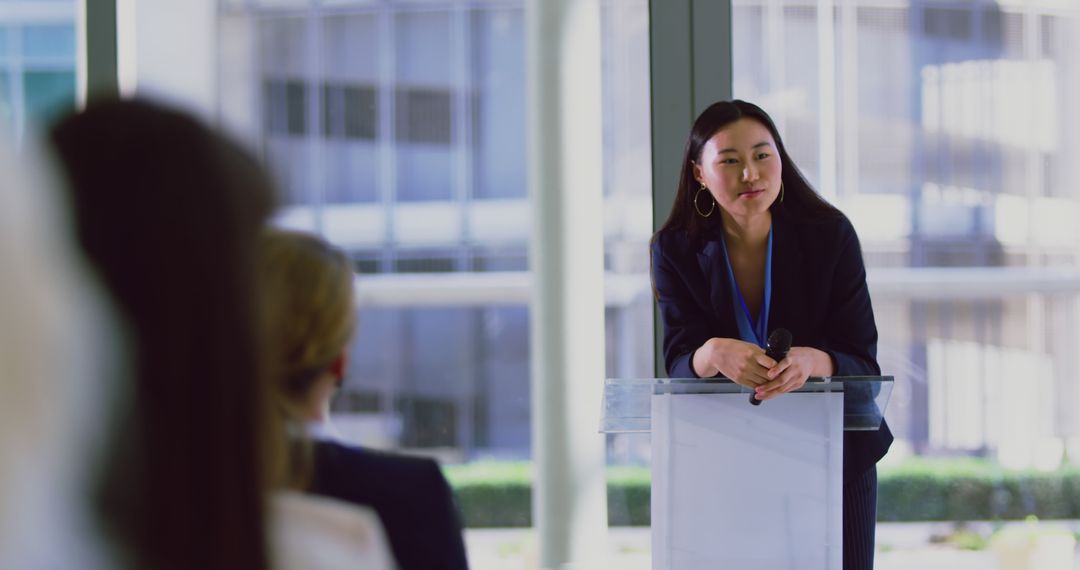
[730,0,1080,469]
[214,0,1080,471]
[215,0,656,461]
[16,0,1080,470]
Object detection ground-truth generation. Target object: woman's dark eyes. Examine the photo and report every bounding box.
[721,154,769,164]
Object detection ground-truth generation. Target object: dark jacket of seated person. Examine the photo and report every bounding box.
[310,440,469,570]
[257,228,469,570]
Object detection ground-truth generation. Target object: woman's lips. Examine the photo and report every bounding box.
[738,189,765,199]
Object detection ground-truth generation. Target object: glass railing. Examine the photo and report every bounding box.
[601,376,894,433]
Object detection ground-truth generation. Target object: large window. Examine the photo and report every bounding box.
[0,3,77,141]
[734,0,1080,467]
[219,5,655,564]
[222,3,534,465]
[127,0,1080,565]
[219,0,653,474]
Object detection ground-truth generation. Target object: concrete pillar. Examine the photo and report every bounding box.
[80,0,119,104]
[525,0,608,567]
[649,0,732,375]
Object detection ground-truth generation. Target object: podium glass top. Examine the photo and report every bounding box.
[600,376,893,433]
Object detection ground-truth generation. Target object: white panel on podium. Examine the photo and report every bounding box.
[651,392,843,570]
[600,376,892,570]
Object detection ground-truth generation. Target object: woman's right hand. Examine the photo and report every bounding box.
[692,337,777,388]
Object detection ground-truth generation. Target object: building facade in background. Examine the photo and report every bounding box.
[227,0,1080,469]
[733,0,1080,467]
[218,0,654,460]
[4,0,1080,470]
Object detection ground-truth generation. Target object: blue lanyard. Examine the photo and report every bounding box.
[719,228,773,348]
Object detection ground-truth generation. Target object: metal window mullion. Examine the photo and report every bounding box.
[451,0,475,458]
[816,0,837,197]
[649,0,732,377]
[0,30,16,133]
[1027,293,1049,436]
[306,2,325,233]
[838,0,858,199]
[21,55,78,69]
[0,65,11,132]
[763,0,786,131]
[12,26,25,146]
[81,0,119,104]
[254,14,272,170]
[1072,294,1080,437]
[689,0,731,114]
[0,2,76,20]
[375,2,401,437]
[598,0,609,201]
[453,4,472,268]
[379,6,396,269]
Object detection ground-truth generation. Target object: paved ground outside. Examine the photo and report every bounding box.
[464,521,1080,569]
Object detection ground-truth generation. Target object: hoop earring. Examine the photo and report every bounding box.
[779,182,785,204]
[694,184,715,218]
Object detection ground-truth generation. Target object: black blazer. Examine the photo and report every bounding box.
[651,212,893,479]
[310,441,469,570]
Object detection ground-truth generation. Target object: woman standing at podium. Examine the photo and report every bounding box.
[651,100,893,570]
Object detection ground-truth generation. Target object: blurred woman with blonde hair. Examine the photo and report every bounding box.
[258,228,469,570]
[260,230,357,427]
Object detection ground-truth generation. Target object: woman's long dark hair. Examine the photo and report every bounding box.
[654,100,841,248]
[50,99,276,570]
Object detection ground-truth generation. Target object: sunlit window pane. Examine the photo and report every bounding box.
[23,69,73,126]
[734,0,1080,473]
[21,24,74,60]
[470,9,525,200]
[394,11,454,202]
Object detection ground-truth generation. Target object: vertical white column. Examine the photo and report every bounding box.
[216,9,259,145]
[838,0,858,199]
[303,7,323,233]
[1049,294,1077,437]
[816,0,837,198]
[115,0,218,121]
[1022,4,1043,204]
[763,0,786,132]
[1072,294,1080,452]
[525,0,608,568]
[1022,6,1057,462]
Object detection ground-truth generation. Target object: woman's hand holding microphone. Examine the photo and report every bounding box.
[692,338,835,401]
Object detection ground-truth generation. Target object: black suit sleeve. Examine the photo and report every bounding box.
[420,460,470,570]
[651,237,707,379]
[823,218,880,377]
[824,219,894,476]
[310,443,469,570]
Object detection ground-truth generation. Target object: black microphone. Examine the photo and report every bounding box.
[750,328,792,406]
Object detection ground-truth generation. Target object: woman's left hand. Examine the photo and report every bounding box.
[753,347,834,401]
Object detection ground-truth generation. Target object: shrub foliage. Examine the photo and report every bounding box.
[443,459,1080,528]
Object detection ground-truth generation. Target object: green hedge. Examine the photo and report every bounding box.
[876,457,1080,522]
[444,462,532,527]
[442,459,1080,528]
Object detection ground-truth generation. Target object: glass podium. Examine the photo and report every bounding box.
[601,377,893,570]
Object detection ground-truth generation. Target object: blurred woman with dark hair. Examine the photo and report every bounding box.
[258,228,469,570]
[50,98,276,569]
[49,99,391,569]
